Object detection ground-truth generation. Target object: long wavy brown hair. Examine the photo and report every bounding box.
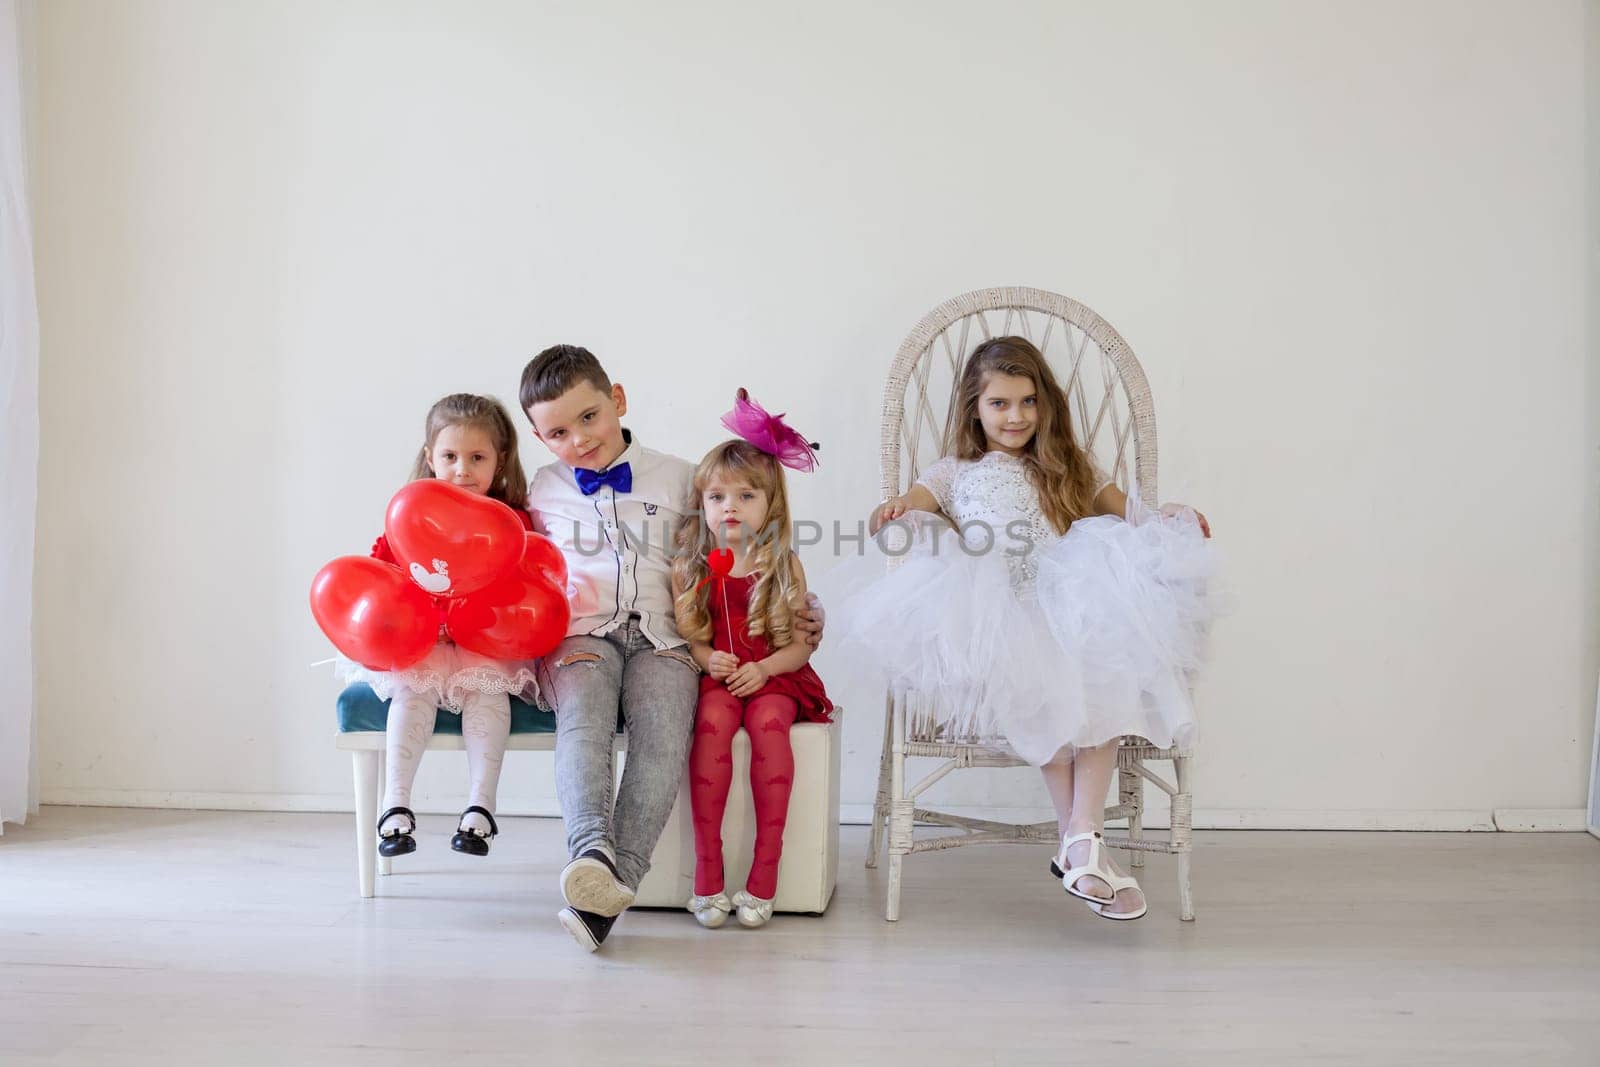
[408,393,529,510]
[946,336,1100,534]
[672,440,801,650]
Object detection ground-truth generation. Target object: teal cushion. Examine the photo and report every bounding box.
[336,683,556,735]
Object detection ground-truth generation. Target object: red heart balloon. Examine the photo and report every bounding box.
[707,547,735,578]
[310,556,439,670]
[384,481,526,598]
[446,534,572,659]
[523,531,569,590]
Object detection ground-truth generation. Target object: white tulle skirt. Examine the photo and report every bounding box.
[820,507,1220,766]
[334,641,540,714]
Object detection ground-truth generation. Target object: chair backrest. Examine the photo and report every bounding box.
[881,287,1158,505]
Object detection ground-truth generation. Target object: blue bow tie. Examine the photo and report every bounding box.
[575,462,632,496]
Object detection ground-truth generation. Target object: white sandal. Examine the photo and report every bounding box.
[1086,890,1147,922]
[1051,830,1148,920]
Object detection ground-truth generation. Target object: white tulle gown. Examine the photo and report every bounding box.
[821,451,1220,766]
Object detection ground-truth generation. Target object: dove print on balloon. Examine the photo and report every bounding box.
[383,480,525,598]
[411,559,452,595]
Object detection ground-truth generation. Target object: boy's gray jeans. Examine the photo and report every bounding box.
[536,616,699,890]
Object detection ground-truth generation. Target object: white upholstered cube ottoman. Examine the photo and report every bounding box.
[633,714,841,914]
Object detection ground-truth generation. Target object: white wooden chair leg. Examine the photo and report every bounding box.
[886,851,904,922]
[375,750,392,877]
[866,697,893,869]
[1120,750,1145,869]
[884,700,908,921]
[1177,850,1194,922]
[352,750,379,898]
[886,798,912,922]
[1174,754,1194,921]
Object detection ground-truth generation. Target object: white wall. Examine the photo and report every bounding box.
[27,0,1599,829]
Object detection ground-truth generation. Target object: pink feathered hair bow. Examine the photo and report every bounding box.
[720,388,820,473]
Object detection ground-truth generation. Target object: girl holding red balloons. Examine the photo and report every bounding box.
[317,394,567,858]
[670,391,832,930]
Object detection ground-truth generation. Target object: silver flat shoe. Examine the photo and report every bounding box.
[687,892,732,929]
[731,889,774,928]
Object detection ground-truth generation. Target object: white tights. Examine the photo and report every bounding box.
[380,686,511,838]
[1039,740,1144,915]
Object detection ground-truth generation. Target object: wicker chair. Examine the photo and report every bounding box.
[866,286,1197,921]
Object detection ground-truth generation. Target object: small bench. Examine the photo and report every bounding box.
[335,684,841,912]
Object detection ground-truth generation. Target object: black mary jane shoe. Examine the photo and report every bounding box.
[450,805,499,856]
[377,806,417,858]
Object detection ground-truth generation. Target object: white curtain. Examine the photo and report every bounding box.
[0,0,39,832]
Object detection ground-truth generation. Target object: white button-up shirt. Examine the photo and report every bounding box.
[526,430,697,650]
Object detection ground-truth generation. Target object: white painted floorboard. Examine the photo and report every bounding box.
[2,807,1597,1065]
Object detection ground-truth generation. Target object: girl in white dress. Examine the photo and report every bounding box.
[829,336,1219,920]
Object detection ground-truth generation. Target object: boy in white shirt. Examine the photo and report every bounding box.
[522,344,821,951]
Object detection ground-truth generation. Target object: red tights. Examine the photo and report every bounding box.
[689,686,798,898]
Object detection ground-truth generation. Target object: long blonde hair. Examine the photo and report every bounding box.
[409,393,529,510]
[672,440,801,649]
[947,337,1100,534]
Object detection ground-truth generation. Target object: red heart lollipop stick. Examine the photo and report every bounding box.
[701,547,739,661]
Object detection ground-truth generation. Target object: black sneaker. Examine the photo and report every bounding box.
[558,906,617,952]
[560,848,636,917]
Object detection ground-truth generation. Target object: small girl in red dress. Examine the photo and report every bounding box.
[337,393,537,859]
[670,391,831,929]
